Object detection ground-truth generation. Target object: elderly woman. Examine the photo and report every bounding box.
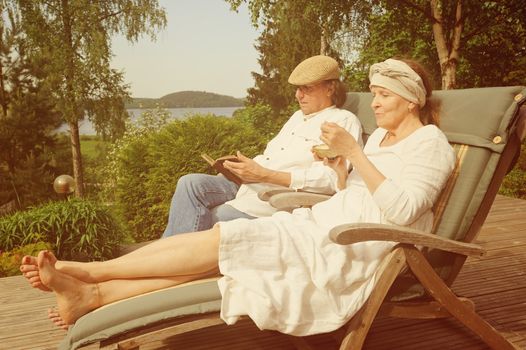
[21,58,455,336]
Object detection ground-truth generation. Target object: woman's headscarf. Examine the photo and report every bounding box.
[369,59,427,107]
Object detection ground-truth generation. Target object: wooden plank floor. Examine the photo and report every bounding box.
[1,195,525,350]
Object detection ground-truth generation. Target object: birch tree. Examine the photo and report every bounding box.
[15,0,167,197]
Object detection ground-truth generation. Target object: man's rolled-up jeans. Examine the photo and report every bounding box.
[162,173,255,237]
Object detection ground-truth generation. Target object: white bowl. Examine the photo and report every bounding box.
[312,144,339,159]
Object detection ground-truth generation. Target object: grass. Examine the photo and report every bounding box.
[80,135,107,160]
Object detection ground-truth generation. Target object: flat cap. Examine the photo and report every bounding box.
[288,55,340,85]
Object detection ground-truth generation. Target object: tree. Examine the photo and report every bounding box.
[15,0,167,197]
[227,0,372,112]
[0,2,62,208]
[343,1,440,91]
[346,1,526,90]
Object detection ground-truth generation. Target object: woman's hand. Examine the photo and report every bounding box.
[321,122,387,194]
[323,156,348,190]
[320,122,361,161]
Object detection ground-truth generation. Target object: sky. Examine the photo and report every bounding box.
[110,0,260,99]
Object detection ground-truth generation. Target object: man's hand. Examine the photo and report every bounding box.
[223,151,271,183]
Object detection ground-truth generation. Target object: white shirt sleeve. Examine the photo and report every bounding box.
[372,136,455,226]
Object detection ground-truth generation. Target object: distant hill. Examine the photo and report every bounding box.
[125,91,244,108]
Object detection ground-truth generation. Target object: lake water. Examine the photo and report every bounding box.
[61,106,241,135]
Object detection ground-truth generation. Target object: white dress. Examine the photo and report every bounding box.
[217,125,456,336]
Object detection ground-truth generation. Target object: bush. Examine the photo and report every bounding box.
[0,199,124,261]
[232,103,294,139]
[0,152,57,212]
[102,111,269,242]
[0,242,52,277]
[499,140,526,199]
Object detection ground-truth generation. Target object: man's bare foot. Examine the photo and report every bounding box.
[20,255,52,292]
[48,307,69,331]
[38,250,100,325]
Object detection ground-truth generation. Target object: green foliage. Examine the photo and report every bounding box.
[455,2,526,88]
[343,1,440,91]
[344,1,526,90]
[0,241,52,277]
[227,1,371,113]
[499,140,526,200]
[80,135,106,160]
[0,3,63,209]
[102,109,268,242]
[0,199,124,261]
[0,132,109,212]
[232,103,291,139]
[0,153,56,210]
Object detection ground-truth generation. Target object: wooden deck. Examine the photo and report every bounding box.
[1,195,525,350]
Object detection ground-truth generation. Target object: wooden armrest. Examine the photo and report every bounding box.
[258,186,296,201]
[258,187,332,211]
[268,191,331,211]
[329,223,485,257]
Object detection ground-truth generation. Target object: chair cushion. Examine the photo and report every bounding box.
[59,278,221,350]
[344,86,524,150]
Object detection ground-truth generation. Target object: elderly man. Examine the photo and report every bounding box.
[162,55,363,237]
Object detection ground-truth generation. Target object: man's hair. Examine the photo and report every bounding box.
[326,80,347,108]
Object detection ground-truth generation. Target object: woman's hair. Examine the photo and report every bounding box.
[397,58,440,126]
[325,79,347,108]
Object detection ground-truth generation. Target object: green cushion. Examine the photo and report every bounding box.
[344,86,525,150]
[59,279,221,350]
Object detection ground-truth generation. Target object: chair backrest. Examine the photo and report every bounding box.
[342,86,526,296]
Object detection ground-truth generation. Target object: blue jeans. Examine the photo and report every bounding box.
[162,173,255,237]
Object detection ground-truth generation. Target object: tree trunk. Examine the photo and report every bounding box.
[62,0,84,197]
[441,61,457,90]
[430,0,463,90]
[320,27,328,55]
[0,59,8,116]
[69,120,85,197]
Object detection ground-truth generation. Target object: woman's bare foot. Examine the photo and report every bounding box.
[48,307,69,331]
[21,252,100,287]
[38,250,100,325]
[20,255,52,292]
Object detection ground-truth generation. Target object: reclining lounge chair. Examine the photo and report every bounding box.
[59,86,526,350]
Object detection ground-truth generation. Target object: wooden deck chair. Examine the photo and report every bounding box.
[59,86,525,350]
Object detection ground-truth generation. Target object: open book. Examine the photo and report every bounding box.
[201,153,244,186]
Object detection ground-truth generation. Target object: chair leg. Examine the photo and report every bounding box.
[379,297,475,319]
[338,248,406,350]
[403,245,519,350]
